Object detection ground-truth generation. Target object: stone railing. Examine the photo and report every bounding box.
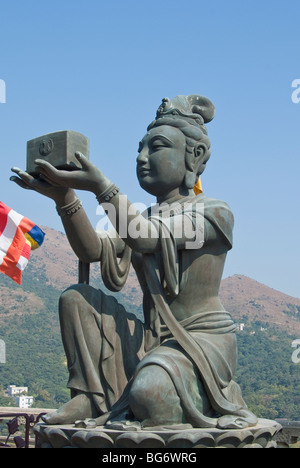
[0,407,56,448]
[0,408,299,448]
[275,420,300,448]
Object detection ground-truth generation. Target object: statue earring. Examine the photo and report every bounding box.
[184,172,197,190]
[193,176,203,195]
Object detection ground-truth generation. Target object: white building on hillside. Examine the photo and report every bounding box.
[6,385,34,408]
[7,385,28,396]
[16,395,34,409]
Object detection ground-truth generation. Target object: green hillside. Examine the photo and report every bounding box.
[236,328,300,420]
[0,228,299,420]
[0,263,69,408]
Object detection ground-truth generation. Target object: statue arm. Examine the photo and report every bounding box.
[57,191,126,262]
[10,158,126,262]
[57,192,102,263]
[59,192,202,255]
[107,194,208,253]
[14,155,208,254]
[15,156,161,253]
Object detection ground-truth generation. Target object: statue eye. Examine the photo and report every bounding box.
[151,139,167,151]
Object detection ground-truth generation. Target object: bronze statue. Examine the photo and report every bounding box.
[10,94,257,430]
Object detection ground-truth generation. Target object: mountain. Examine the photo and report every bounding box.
[220,275,300,336]
[29,226,144,310]
[1,225,299,333]
[29,226,300,336]
[0,226,299,419]
[0,226,143,319]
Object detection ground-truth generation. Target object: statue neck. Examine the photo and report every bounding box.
[156,187,195,204]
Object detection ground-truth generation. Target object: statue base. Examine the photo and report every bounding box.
[34,418,281,449]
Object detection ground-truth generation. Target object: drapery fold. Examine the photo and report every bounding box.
[99,233,132,292]
[73,194,257,429]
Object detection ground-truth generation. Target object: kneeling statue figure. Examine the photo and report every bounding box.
[11,94,257,430]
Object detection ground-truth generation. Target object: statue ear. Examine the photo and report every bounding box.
[184,143,209,189]
[194,143,208,175]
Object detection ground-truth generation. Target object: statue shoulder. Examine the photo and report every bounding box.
[200,194,233,217]
[199,195,234,249]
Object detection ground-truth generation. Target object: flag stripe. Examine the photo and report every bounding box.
[21,241,31,260]
[27,225,44,245]
[17,255,29,271]
[19,216,36,234]
[0,202,44,285]
[0,203,10,235]
[0,209,23,265]
[0,262,22,284]
[0,231,26,270]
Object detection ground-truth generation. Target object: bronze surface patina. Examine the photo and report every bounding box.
[11,94,268,445]
[26,130,89,175]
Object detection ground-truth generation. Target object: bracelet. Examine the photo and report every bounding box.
[96,183,120,204]
[56,197,83,217]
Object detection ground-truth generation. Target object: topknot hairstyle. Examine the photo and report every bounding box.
[147,95,215,175]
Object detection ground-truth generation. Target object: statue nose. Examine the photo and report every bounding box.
[136,150,148,165]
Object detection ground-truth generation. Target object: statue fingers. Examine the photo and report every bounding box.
[11,167,55,193]
[10,167,36,189]
[75,151,89,167]
[38,173,63,187]
[10,175,33,190]
[34,159,73,185]
[75,151,101,173]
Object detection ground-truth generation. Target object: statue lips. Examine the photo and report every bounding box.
[137,166,151,178]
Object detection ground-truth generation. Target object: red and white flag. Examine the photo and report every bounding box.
[0,202,45,285]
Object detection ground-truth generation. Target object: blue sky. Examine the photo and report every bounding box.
[0,0,299,298]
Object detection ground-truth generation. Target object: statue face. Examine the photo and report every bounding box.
[136,125,186,197]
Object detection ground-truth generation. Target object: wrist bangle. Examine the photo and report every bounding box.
[56,197,82,217]
[96,183,120,204]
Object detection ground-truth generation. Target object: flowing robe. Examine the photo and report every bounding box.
[60,194,257,429]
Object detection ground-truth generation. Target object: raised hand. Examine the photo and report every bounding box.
[32,152,108,195]
[10,152,109,201]
[10,166,70,202]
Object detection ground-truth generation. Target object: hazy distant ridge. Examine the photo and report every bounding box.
[1,226,299,335]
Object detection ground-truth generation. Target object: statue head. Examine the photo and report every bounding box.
[137,95,215,198]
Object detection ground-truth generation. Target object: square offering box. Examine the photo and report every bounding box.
[26,130,89,174]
